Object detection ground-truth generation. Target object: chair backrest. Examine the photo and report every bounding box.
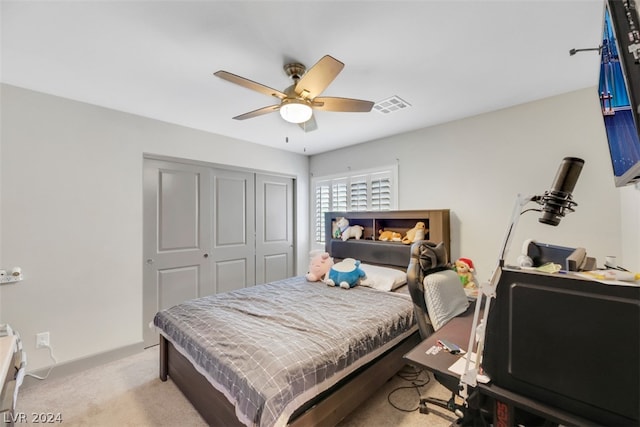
[406,240,450,339]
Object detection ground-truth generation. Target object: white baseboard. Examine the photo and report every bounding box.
[21,342,144,388]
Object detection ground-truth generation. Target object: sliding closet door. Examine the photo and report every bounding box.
[143,159,212,347]
[210,168,256,293]
[255,173,294,284]
[143,159,295,347]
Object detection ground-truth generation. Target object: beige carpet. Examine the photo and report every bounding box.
[16,347,456,426]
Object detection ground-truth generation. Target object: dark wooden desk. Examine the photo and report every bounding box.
[403,302,594,427]
[404,303,476,382]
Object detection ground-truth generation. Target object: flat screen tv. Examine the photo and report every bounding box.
[599,0,640,187]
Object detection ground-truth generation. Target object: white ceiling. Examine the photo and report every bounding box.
[1,1,605,155]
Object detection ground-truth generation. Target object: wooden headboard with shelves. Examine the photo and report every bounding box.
[324,210,451,267]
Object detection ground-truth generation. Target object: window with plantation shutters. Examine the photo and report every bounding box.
[371,172,392,210]
[350,176,368,211]
[332,179,348,212]
[314,183,330,244]
[311,165,397,244]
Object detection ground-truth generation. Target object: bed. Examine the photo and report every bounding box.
[153,212,443,426]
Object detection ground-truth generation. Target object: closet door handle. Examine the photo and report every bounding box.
[203,253,210,258]
[146,258,154,265]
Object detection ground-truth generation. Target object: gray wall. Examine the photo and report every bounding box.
[0,84,310,371]
[311,87,640,280]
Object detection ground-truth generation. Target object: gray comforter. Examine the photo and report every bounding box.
[154,275,415,427]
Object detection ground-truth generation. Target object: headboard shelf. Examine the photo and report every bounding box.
[325,210,451,266]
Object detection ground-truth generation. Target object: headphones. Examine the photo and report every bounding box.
[516,239,535,268]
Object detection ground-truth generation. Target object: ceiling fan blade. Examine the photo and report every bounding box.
[312,97,374,112]
[215,71,287,99]
[298,114,318,132]
[232,105,280,120]
[294,55,344,99]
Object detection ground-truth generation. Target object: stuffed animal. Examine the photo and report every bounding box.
[401,221,427,244]
[326,258,366,289]
[332,221,341,239]
[378,229,402,241]
[454,258,477,290]
[306,251,334,282]
[336,217,364,241]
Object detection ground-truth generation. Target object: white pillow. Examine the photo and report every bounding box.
[359,263,407,291]
[423,269,469,331]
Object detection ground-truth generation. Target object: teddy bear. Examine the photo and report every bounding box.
[454,258,477,291]
[326,258,366,289]
[378,229,402,242]
[306,251,334,282]
[401,221,427,244]
[336,217,364,241]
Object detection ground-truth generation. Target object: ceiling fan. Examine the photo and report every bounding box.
[214,55,374,132]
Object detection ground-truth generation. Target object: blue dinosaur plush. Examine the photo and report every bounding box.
[326,258,366,289]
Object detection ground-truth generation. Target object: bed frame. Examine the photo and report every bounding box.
[158,209,449,425]
[159,332,419,426]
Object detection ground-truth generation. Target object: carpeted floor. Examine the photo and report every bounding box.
[16,347,457,426]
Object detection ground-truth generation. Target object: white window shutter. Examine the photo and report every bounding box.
[350,176,368,211]
[312,166,397,244]
[314,182,331,243]
[332,180,348,212]
[371,172,392,211]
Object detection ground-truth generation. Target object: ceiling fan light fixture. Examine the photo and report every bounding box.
[216,55,372,131]
[279,99,313,123]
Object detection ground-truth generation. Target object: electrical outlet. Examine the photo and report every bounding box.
[36,331,50,348]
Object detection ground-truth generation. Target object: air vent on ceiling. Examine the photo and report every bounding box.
[373,95,411,114]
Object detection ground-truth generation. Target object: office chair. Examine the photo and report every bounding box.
[406,240,467,417]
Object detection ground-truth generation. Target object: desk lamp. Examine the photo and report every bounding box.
[459,157,585,400]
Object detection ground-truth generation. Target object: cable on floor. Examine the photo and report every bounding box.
[26,343,58,380]
[387,365,460,423]
[386,365,432,412]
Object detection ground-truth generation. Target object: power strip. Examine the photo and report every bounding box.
[0,275,23,284]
